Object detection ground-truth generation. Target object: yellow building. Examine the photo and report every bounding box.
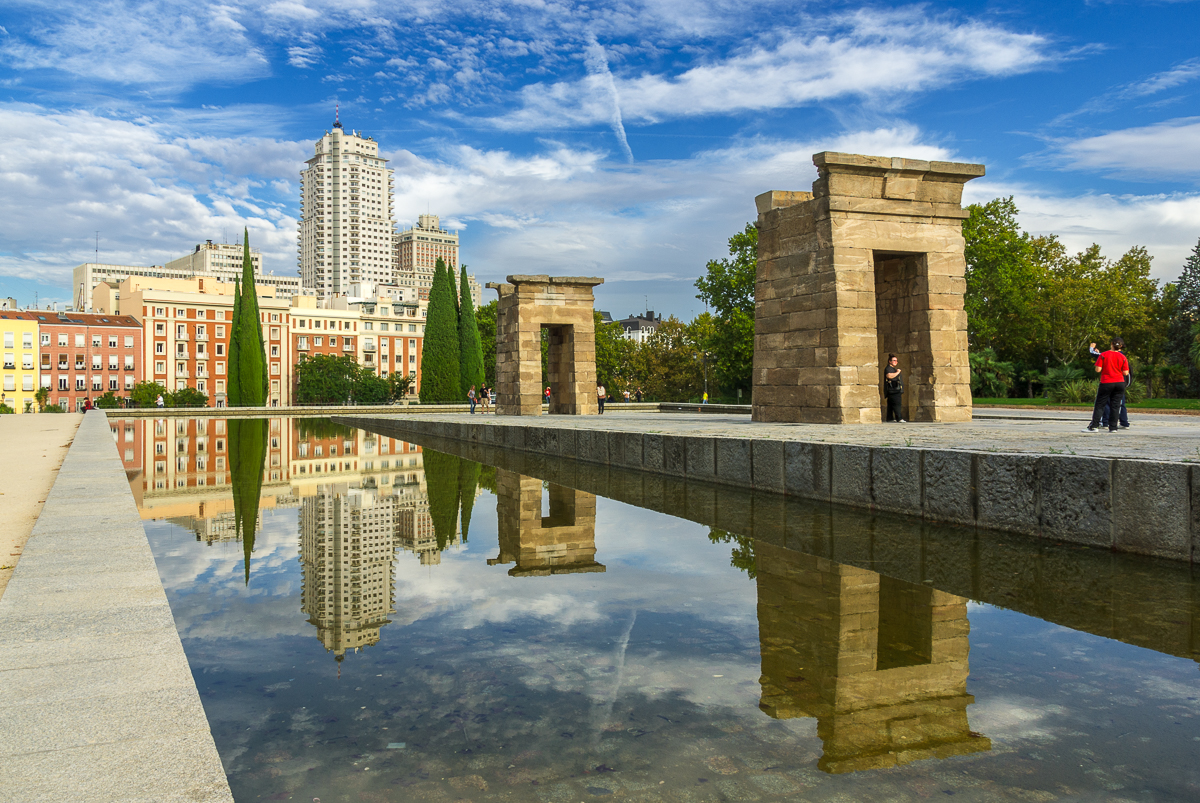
[0,311,41,413]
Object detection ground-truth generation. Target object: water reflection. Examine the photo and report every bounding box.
[755,542,990,773]
[228,418,268,583]
[489,469,604,576]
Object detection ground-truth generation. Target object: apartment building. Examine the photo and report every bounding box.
[0,311,40,413]
[35,311,143,412]
[289,296,361,394]
[343,285,425,388]
[393,214,483,307]
[101,276,292,407]
[299,121,396,299]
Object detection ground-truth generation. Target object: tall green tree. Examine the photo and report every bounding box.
[228,418,268,585]
[594,311,636,391]
[458,266,485,396]
[228,229,266,406]
[1167,238,1200,394]
[476,300,498,387]
[695,223,757,396]
[420,258,462,403]
[424,449,462,551]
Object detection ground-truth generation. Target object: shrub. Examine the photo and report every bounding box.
[168,387,209,408]
[1054,378,1095,403]
[94,391,123,409]
[0,403,13,414]
[1123,379,1146,404]
[969,348,1015,398]
[1043,364,1084,397]
[42,404,65,413]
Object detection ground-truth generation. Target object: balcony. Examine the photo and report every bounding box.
[296,341,310,351]
[57,361,67,370]
[124,364,135,371]
[175,332,189,341]
[175,350,190,360]
[74,362,85,371]
[195,333,208,341]
[362,344,376,352]
[343,344,355,352]
[176,369,190,378]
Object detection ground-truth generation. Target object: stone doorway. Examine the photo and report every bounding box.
[488,469,604,577]
[873,251,927,423]
[487,275,604,416]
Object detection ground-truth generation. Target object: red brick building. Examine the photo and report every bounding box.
[35,311,143,411]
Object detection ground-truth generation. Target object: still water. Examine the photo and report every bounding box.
[117,417,1200,801]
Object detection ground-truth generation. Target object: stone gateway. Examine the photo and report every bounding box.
[753,152,984,424]
[487,275,604,416]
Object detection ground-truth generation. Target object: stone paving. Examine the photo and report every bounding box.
[371,407,1200,463]
[0,411,232,802]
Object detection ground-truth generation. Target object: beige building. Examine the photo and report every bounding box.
[299,122,396,298]
[98,275,292,407]
[394,214,482,307]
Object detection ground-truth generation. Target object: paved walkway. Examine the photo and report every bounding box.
[0,411,231,802]
[394,408,1200,463]
[0,414,81,601]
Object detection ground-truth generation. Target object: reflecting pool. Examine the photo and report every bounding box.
[114,416,1200,801]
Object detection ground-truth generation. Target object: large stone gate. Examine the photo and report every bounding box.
[753,152,984,424]
[487,274,603,416]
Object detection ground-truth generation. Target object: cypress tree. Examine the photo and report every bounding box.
[229,229,266,406]
[458,266,485,396]
[419,258,462,403]
[457,458,481,543]
[228,418,268,584]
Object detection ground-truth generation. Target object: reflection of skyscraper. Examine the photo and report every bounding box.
[755,542,989,773]
[488,469,603,577]
[300,483,401,660]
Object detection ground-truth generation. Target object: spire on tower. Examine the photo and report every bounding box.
[334,103,342,129]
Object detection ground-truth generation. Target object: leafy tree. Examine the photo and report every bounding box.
[420,258,462,403]
[34,386,49,411]
[594,311,636,391]
[963,198,1044,362]
[130,380,165,408]
[0,404,13,414]
[695,223,757,395]
[93,390,123,409]
[228,229,266,406]
[968,348,1015,398]
[294,353,359,404]
[476,300,497,387]
[458,266,485,396]
[41,404,65,413]
[640,317,704,401]
[387,372,413,401]
[168,387,209,407]
[352,370,391,405]
[1166,239,1200,394]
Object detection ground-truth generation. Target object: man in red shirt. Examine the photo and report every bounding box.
[1084,337,1130,433]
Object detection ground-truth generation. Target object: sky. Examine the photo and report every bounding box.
[0,0,1198,319]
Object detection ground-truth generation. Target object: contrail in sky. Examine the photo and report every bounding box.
[584,36,634,163]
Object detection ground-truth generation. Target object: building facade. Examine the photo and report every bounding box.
[617,311,663,344]
[299,122,396,299]
[393,214,482,307]
[0,311,40,413]
[34,312,143,412]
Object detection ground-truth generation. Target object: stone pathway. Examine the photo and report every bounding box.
[365,408,1199,463]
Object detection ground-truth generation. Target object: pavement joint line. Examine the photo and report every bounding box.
[0,410,233,802]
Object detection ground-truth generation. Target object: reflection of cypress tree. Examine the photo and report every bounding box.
[424,449,462,551]
[457,458,482,542]
[228,418,269,584]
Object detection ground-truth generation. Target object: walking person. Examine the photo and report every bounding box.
[544,386,551,406]
[1090,341,1131,429]
[468,385,477,414]
[155,393,165,409]
[1084,337,1130,433]
[480,385,490,414]
[884,354,905,422]
[597,383,606,414]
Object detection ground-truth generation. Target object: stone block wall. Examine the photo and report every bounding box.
[488,275,603,416]
[753,152,984,424]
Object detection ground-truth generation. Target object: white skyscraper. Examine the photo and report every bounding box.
[299,120,395,298]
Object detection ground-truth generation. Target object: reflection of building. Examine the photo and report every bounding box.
[755,542,989,773]
[300,484,401,660]
[488,469,603,576]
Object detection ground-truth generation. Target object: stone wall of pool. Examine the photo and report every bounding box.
[335,414,1200,565]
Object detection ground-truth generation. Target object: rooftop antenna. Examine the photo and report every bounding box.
[334,103,342,129]
[95,231,99,263]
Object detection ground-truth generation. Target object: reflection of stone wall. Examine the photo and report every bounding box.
[487,275,603,416]
[755,541,989,773]
[489,468,603,576]
[753,152,983,424]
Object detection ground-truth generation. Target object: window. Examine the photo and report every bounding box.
[2,333,11,348]
[197,380,206,393]
[108,356,118,370]
[216,380,225,393]
[409,354,415,364]
[155,323,165,335]
[125,375,134,390]
[196,343,206,356]
[58,377,68,390]
[57,354,67,369]
[176,324,186,338]
[270,345,279,357]
[125,356,134,370]
[196,325,206,338]
[75,334,85,348]
[22,354,33,370]
[3,353,13,369]
[108,336,117,348]
[125,336,133,348]
[92,376,102,390]
[409,324,417,332]
[270,327,280,340]
[216,362,224,375]
[108,377,118,391]
[216,311,225,321]
[215,343,224,356]
[175,309,185,317]
[57,333,67,347]
[23,333,33,349]
[155,361,165,374]
[270,363,279,375]
[75,377,85,391]
[5,375,18,391]
[155,342,165,355]
[314,336,323,346]
[215,325,225,337]
[92,355,101,370]
[155,307,165,317]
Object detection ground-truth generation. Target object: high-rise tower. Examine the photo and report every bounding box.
[299,119,396,298]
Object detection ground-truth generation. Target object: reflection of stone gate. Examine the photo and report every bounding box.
[756,542,989,773]
[487,275,603,416]
[753,152,984,423]
[488,468,603,577]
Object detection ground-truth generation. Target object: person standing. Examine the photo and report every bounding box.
[884,354,905,422]
[480,385,490,414]
[635,387,643,403]
[622,388,631,403]
[544,386,551,406]
[1090,341,1130,428]
[468,385,477,414]
[597,383,606,414]
[155,393,165,409]
[1084,337,1130,433]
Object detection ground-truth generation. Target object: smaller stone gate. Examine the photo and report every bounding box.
[487,275,603,416]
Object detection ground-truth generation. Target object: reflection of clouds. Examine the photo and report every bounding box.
[968,697,1059,743]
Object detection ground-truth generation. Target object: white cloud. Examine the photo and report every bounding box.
[1054,117,1200,180]
[965,179,1200,280]
[485,9,1054,129]
[0,104,304,287]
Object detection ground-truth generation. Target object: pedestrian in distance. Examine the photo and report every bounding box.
[701,391,709,404]
[623,389,631,403]
[468,385,477,414]
[884,354,905,422]
[1090,341,1131,429]
[544,386,551,405]
[480,385,490,414]
[1083,337,1130,433]
[155,393,165,408]
[635,387,643,403]
[597,383,606,414]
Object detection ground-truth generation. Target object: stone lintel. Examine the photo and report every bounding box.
[813,151,986,181]
[755,190,815,215]
[506,274,604,287]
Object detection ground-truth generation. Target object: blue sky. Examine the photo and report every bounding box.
[0,0,1198,318]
